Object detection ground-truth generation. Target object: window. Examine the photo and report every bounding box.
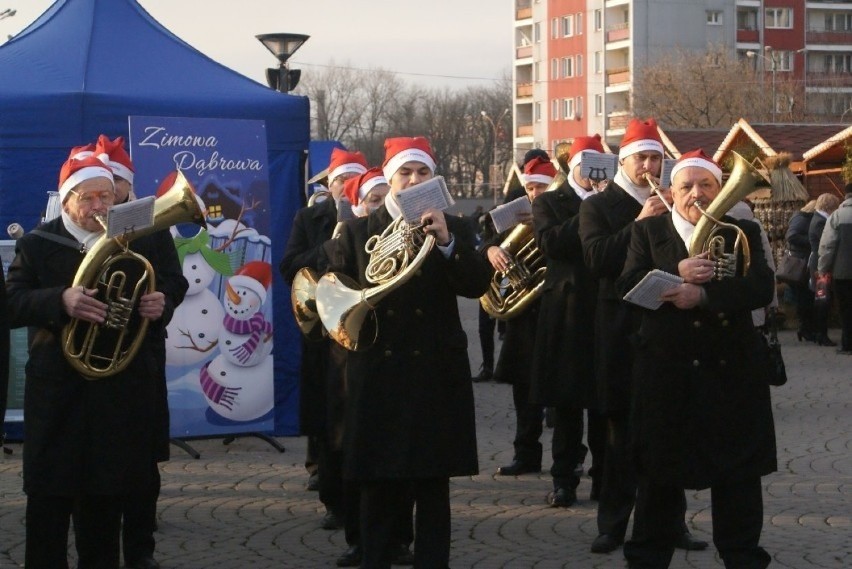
[594,51,602,74]
[824,53,852,73]
[576,96,583,118]
[552,18,559,39]
[535,102,542,122]
[594,9,602,31]
[577,54,584,76]
[551,58,559,80]
[775,51,793,72]
[737,8,757,30]
[577,13,583,34]
[707,11,723,26]
[765,7,792,29]
[534,22,541,42]
[562,57,574,78]
[595,94,603,116]
[552,99,559,120]
[562,15,574,37]
[825,13,852,32]
[534,61,541,82]
[563,98,575,119]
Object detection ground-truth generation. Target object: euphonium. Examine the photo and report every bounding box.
[307,189,331,207]
[687,152,767,279]
[290,267,324,341]
[479,222,546,320]
[315,216,435,351]
[62,171,206,379]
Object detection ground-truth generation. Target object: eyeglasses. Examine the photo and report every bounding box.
[71,190,115,206]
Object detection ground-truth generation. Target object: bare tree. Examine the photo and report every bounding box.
[633,46,765,127]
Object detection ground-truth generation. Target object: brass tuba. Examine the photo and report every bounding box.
[290,267,324,341]
[479,222,546,320]
[687,152,767,279]
[315,216,435,351]
[62,171,206,379]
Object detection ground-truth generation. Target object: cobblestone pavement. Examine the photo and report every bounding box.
[1,298,850,568]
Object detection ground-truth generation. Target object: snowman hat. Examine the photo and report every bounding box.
[229,261,272,304]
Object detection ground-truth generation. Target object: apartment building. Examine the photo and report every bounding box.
[513,0,852,159]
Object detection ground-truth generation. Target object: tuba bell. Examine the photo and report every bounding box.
[290,267,324,341]
[315,216,435,351]
[688,152,768,279]
[479,222,546,320]
[62,171,206,379]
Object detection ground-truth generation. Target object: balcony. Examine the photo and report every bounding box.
[806,72,852,88]
[607,112,631,130]
[607,22,630,42]
[516,0,531,20]
[516,45,533,59]
[606,67,631,86]
[807,30,852,44]
[516,82,533,98]
[737,29,759,42]
[517,124,534,137]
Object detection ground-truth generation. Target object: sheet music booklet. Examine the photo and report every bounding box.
[490,196,532,234]
[337,197,355,222]
[106,196,155,239]
[581,153,618,183]
[622,269,684,310]
[659,158,677,189]
[395,176,455,224]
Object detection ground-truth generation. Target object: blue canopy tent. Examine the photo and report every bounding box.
[0,0,310,437]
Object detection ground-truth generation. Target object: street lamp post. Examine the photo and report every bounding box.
[256,33,310,93]
[747,47,777,122]
[481,109,510,205]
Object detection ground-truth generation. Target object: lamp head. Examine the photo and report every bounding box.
[256,33,310,65]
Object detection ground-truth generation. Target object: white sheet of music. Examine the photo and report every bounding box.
[106,196,155,239]
[622,269,684,310]
[659,158,677,189]
[337,197,355,221]
[581,153,618,183]
[490,196,532,234]
[395,176,455,224]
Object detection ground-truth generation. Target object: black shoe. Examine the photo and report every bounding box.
[815,334,837,347]
[547,486,577,508]
[471,367,493,382]
[320,511,343,530]
[675,532,709,551]
[497,460,541,476]
[125,557,160,569]
[797,330,815,342]
[306,472,319,491]
[391,543,414,565]
[591,534,623,554]
[336,545,362,567]
[837,349,852,355]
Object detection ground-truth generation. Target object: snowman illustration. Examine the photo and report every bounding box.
[165,229,233,368]
[199,261,274,422]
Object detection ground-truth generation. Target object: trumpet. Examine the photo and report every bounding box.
[643,173,673,212]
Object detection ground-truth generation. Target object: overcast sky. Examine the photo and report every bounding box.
[2,0,513,89]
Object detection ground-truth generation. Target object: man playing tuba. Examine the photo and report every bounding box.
[6,150,187,568]
[616,149,777,569]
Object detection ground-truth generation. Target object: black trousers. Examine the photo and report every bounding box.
[550,406,583,489]
[360,478,449,569]
[789,280,815,335]
[511,378,543,466]
[27,494,122,569]
[477,304,496,372]
[835,279,852,351]
[586,408,607,494]
[624,476,770,569]
[596,412,638,539]
[120,462,161,563]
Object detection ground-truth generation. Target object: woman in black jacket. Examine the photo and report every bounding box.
[809,193,841,346]
[785,200,816,341]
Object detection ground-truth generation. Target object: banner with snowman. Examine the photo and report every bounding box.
[129,116,275,438]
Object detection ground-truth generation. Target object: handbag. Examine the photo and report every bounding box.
[759,308,787,387]
[776,249,808,285]
[814,272,832,306]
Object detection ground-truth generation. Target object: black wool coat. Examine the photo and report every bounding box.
[616,215,777,490]
[6,217,187,496]
[807,213,828,275]
[785,210,813,260]
[328,205,491,480]
[278,198,338,436]
[578,181,643,414]
[529,186,597,409]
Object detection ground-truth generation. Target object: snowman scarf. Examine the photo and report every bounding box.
[200,361,241,410]
[223,313,272,364]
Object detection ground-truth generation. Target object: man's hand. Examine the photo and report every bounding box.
[636,191,672,220]
[678,252,715,284]
[421,208,451,246]
[487,246,511,273]
[62,286,107,324]
[660,283,704,309]
[138,291,166,320]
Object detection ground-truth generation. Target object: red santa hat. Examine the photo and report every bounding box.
[670,148,723,186]
[343,167,389,216]
[568,134,605,172]
[58,154,115,203]
[382,136,436,181]
[68,142,96,161]
[95,134,135,184]
[618,118,664,159]
[229,261,272,304]
[327,148,368,185]
[523,155,557,186]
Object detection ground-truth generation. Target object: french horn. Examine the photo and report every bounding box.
[62,171,206,379]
